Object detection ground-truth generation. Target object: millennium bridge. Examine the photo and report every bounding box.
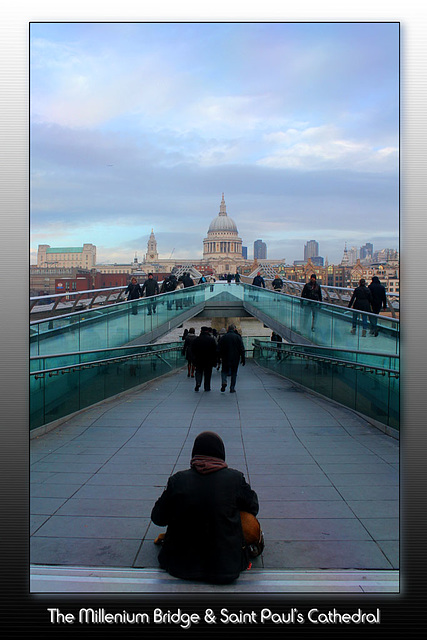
[30,280,399,593]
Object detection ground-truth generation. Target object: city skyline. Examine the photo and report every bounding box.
[30,22,399,266]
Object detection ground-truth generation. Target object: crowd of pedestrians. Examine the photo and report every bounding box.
[181,323,246,393]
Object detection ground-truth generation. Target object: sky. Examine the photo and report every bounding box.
[30,21,399,265]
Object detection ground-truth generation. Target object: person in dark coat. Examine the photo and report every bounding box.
[181,272,195,306]
[252,272,265,288]
[227,272,233,284]
[141,273,160,315]
[271,331,282,360]
[182,327,197,378]
[182,272,194,288]
[125,277,142,314]
[251,272,265,301]
[161,274,178,309]
[191,326,218,392]
[218,324,245,393]
[301,274,322,331]
[301,273,322,301]
[368,276,387,336]
[234,271,241,283]
[348,278,373,337]
[151,431,259,584]
[272,274,283,291]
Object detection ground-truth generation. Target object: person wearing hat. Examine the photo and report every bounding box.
[151,431,260,584]
[252,272,265,288]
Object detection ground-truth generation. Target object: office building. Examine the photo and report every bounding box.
[304,240,319,261]
[254,239,267,260]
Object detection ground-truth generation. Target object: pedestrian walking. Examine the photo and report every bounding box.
[271,274,283,291]
[161,274,178,309]
[368,276,387,336]
[151,431,260,584]
[252,272,265,288]
[141,273,159,315]
[191,326,218,392]
[301,273,322,331]
[234,271,241,283]
[218,324,246,393]
[251,272,265,301]
[125,276,142,315]
[348,278,373,337]
[182,327,197,377]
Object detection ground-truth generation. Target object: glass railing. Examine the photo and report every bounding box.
[30,282,399,359]
[30,342,184,431]
[242,284,399,356]
[30,285,207,357]
[253,340,399,430]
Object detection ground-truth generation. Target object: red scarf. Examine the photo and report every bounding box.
[190,455,228,474]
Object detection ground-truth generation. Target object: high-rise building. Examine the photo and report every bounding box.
[360,243,374,261]
[254,239,267,259]
[348,246,359,265]
[304,240,319,261]
[242,246,248,259]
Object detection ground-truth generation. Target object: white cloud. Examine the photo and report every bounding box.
[258,124,398,172]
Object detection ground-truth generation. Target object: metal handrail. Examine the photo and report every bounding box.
[31,344,183,378]
[254,341,399,378]
[30,342,183,362]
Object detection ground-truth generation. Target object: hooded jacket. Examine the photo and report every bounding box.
[151,432,259,584]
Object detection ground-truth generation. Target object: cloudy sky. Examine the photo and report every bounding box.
[30,21,399,265]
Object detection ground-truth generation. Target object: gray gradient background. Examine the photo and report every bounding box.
[0,2,425,633]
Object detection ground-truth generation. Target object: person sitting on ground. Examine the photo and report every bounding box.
[151,431,260,584]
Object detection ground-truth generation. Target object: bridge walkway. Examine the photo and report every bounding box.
[30,359,399,592]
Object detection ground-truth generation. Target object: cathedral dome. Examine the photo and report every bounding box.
[207,194,238,234]
[208,214,238,233]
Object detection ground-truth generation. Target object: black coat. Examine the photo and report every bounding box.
[141,278,159,297]
[191,332,218,368]
[368,280,387,313]
[301,282,322,301]
[252,275,265,287]
[218,330,245,369]
[125,282,142,300]
[151,466,259,583]
[272,278,283,290]
[348,285,372,312]
[182,275,194,288]
[182,333,197,363]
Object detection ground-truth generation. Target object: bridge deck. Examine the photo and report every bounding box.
[30,360,399,592]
